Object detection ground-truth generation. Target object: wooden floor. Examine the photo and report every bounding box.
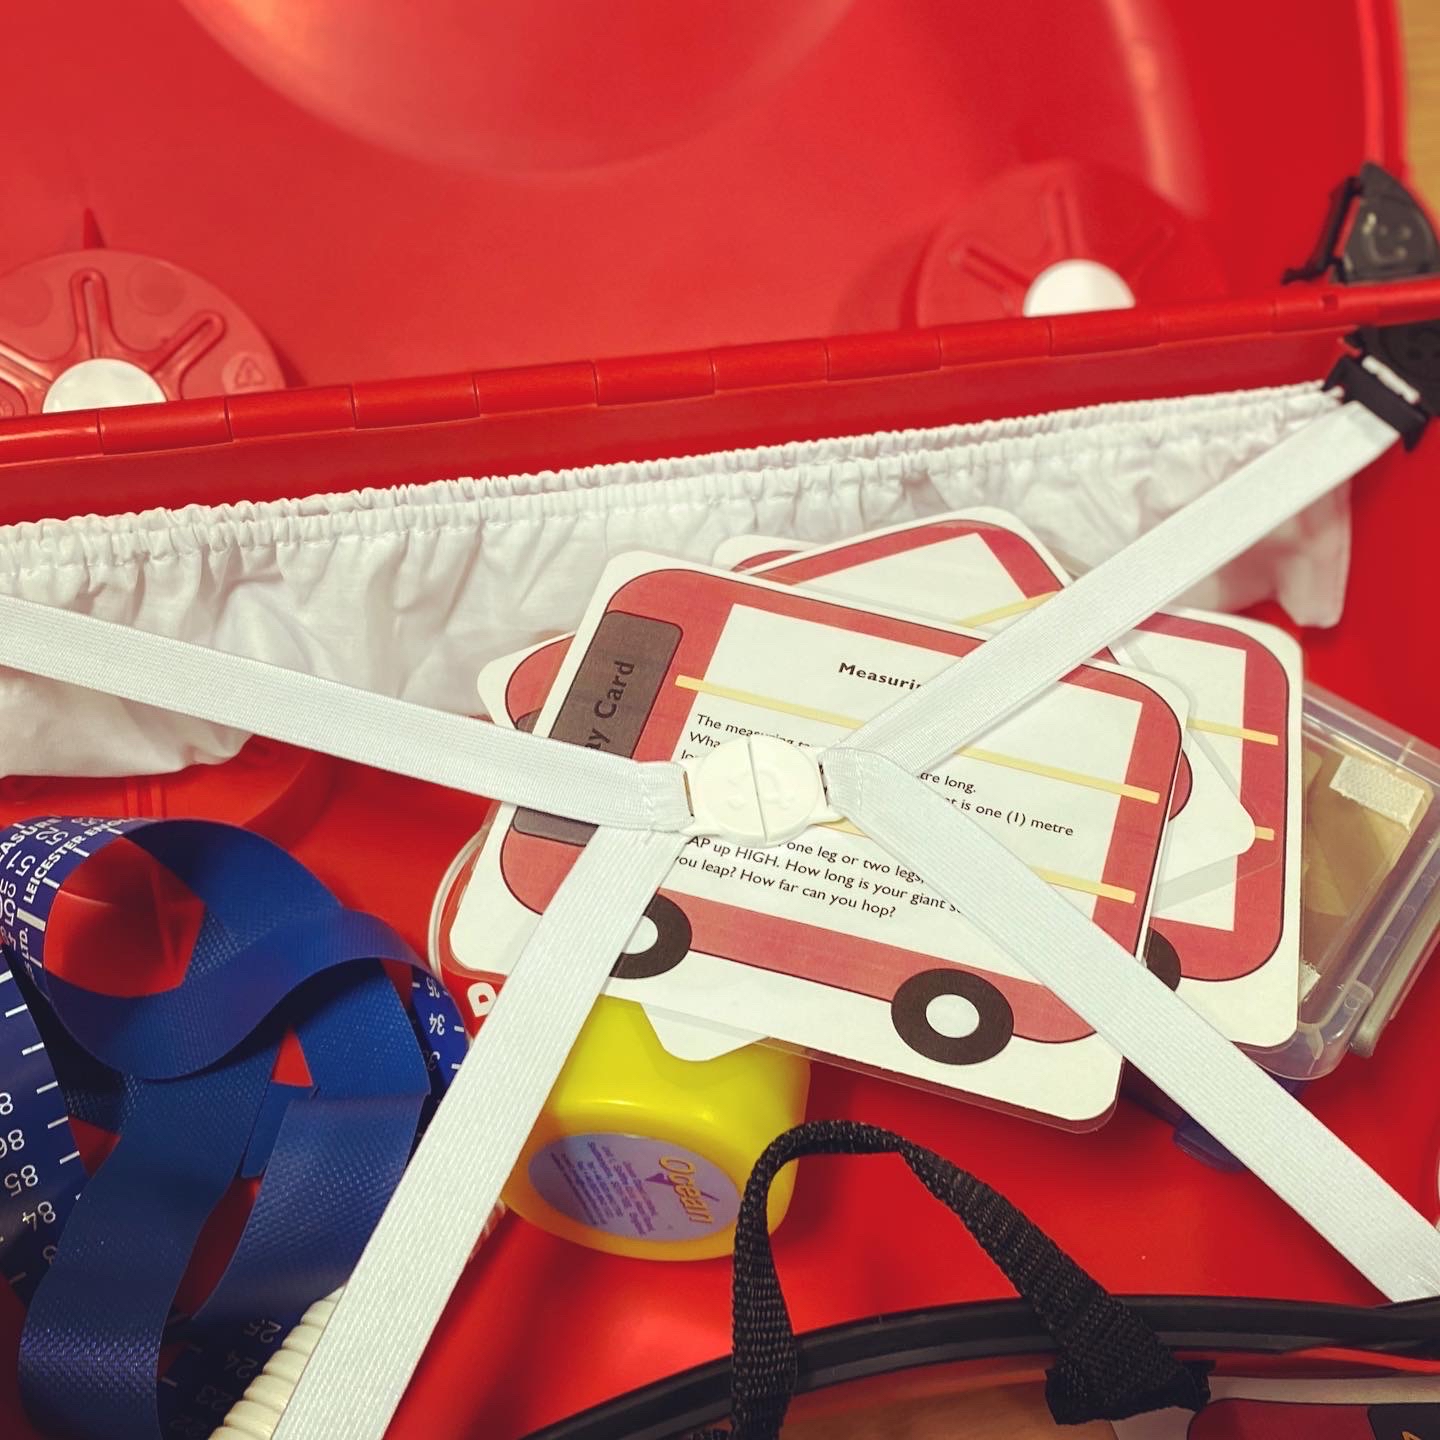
[791,9,1438,1437]
[1405,0,1440,198]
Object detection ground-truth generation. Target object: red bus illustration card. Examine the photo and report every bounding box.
[454,553,1190,1125]
[712,515,1303,1049]
[486,517,1252,887]
[713,514,1258,887]
[471,513,1291,1051]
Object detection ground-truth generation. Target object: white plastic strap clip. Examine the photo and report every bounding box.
[682,736,837,844]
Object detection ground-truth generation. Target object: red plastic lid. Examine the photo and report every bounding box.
[0,0,1407,387]
[0,7,1422,1437]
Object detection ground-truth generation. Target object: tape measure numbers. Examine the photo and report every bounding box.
[0,815,466,1440]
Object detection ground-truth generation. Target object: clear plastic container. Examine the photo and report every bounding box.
[1258,684,1440,1080]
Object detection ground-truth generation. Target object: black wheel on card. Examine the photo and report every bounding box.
[610,893,692,980]
[1144,928,1183,990]
[890,968,1014,1065]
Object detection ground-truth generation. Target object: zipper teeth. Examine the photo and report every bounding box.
[208,1292,341,1440]
[208,1206,506,1440]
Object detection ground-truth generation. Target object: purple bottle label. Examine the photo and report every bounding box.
[529,1132,739,1242]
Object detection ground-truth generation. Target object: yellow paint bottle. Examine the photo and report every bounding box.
[501,997,809,1261]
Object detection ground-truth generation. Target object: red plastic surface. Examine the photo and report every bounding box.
[0,2,1433,1436]
[3,284,1440,524]
[0,0,1407,394]
[913,160,1230,326]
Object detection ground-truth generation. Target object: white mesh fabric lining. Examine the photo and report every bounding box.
[0,381,1341,778]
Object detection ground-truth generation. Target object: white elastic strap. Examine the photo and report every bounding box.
[0,591,691,833]
[272,823,687,1440]
[823,747,1440,1300]
[849,401,1400,771]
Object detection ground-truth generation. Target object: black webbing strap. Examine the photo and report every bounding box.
[699,1120,1210,1437]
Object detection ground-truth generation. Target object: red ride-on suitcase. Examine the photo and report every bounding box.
[1,4,1438,1437]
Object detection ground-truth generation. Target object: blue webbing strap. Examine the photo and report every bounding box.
[0,815,464,1440]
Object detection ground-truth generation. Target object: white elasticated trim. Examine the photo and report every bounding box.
[0,382,1343,779]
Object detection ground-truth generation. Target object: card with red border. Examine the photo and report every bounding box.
[712,515,1303,1049]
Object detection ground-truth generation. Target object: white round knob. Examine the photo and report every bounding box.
[1022,259,1135,317]
[43,357,165,413]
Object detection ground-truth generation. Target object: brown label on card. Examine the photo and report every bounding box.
[513,611,682,845]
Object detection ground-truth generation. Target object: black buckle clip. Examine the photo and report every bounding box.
[1285,162,1439,286]
[1325,321,1440,450]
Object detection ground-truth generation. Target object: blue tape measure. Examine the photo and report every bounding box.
[0,818,136,1309]
[0,952,75,1308]
[0,815,466,1440]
